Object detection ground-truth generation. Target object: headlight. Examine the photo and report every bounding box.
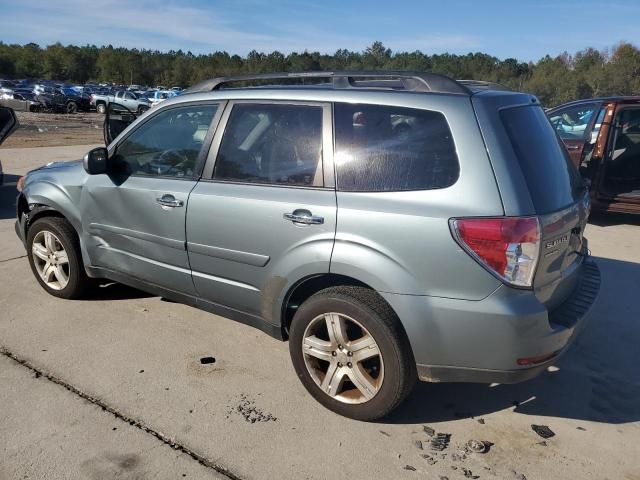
[16,176,25,192]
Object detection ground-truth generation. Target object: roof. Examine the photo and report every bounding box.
[183,71,511,97]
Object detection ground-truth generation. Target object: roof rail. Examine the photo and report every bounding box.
[457,80,511,92]
[183,71,472,95]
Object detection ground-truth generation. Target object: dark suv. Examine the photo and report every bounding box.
[548,96,640,214]
[14,72,600,420]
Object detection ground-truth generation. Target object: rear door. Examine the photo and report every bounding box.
[501,105,589,309]
[81,102,222,294]
[186,101,336,323]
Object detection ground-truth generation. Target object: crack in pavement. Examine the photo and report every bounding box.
[0,255,27,264]
[0,347,244,480]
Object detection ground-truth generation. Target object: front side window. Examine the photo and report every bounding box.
[214,103,324,187]
[334,103,459,191]
[113,104,218,178]
[548,103,598,141]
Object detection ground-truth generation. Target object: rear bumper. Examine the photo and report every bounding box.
[382,259,601,384]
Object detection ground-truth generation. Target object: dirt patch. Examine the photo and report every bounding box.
[4,111,104,148]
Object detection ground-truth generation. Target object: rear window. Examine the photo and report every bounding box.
[334,103,459,191]
[501,105,583,213]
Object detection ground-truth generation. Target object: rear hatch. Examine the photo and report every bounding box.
[500,104,589,310]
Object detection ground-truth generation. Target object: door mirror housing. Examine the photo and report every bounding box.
[83,147,109,175]
[0,106,18,146]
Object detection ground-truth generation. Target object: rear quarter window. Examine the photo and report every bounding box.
[501,105,583,213]
[334,103,459,192]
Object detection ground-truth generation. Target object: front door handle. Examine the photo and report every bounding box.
[566,145,581,151]
[283,209,324,225]
[156,194,184,208]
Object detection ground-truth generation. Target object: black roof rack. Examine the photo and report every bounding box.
[183,71,474,95]
[457,80,511,92]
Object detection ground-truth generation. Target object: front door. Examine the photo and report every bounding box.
[548,102,601,166]
[598,106,640,206]
[186,101,336,323]
[81,102,221,294]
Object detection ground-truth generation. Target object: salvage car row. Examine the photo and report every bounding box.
[0,79,182,114]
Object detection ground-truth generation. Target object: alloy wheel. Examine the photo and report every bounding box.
[31,230,70,290]
[302,312,384,404]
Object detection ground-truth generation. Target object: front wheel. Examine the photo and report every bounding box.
[289,286,416,421]
[66,101,78,114]
[96,103,106,114]
[26,217,92,299]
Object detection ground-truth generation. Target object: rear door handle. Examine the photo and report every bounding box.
[156,194,184,208]
[283,209,324,225]
[566,145,580,151]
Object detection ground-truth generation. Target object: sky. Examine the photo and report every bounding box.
[0,0,638,62]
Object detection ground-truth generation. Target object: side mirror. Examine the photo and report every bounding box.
[0,106,18,146]
[83,147,109,175]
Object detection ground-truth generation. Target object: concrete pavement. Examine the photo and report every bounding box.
[1,145,639,480]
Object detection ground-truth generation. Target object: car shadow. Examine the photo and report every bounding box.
[589,211,640,227]
[0,174,21,220]
[82,281,154,301]
[384,256,640,425]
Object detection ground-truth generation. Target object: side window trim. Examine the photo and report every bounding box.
[202,100,333,188]
[108,100,225,181]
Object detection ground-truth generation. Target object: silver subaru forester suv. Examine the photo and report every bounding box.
[15,72,600,421]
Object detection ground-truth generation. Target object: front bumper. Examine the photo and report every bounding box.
[382,259,601,384]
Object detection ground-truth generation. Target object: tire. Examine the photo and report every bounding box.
[66,101,78,114]
[289,286,416,421]
[137,104,149,114]
[26,217,91,300]
[96,103,106,114]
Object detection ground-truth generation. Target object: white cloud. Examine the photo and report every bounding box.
[0,0,481,55]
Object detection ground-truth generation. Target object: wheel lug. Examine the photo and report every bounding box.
[331,351,337,356]
[338,344,343,350]
[347,351,353,357]
[347,362,353,368]
[337,362,343,367]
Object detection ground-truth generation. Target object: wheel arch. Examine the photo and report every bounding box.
[280,274,411,344]
[19,197,90,271]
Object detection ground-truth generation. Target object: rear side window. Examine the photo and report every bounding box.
[214,103,323,187]
[334,103,459,191]
[501,105,583,213]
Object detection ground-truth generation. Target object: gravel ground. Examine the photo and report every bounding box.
[3,111,104,148]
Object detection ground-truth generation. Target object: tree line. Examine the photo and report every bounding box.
[1,40,640,107]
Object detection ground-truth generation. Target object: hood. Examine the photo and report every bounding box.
[29,159,83,174]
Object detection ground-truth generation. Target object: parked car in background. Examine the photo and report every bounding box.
[91,90,150,114]
[14,71,600,421]
[148,89,178,108]
[548,96,640,214]
[0,106,18,185]
[0,91,41,112]
[0,80,15,95]
[57,87,91,113]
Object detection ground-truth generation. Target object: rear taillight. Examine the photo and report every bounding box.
[451,216,540,288]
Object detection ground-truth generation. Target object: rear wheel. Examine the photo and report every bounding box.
[137,104,149,114]
[96,103,106,114]
[66,101,78,114]
[289,286,416,421]
[27,217,91,299]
